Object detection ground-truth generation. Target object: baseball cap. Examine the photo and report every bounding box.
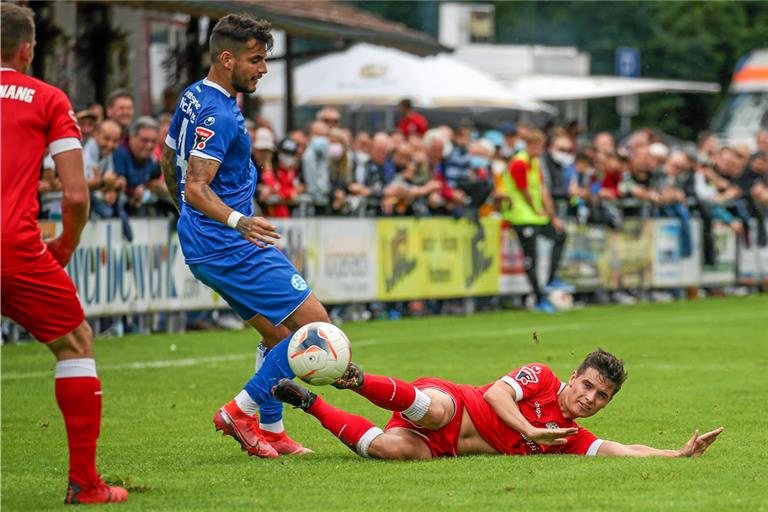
[254,127,275,151]
[482,130,504,148]
[76,109,99,120]
[278,138,299,155]
[498,121,517,135]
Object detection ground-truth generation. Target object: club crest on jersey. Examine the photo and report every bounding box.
[546,422,560,430]
[514,365,541,385]
[194,127,214,150]
[291,274,308,291]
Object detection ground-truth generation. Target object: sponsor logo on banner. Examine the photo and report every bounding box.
[385,226,417,293]
[63,219,221,315]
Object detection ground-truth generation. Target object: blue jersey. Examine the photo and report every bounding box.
[165,78,257,264]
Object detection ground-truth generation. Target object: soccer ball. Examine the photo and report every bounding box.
[288,322,351,385]
[548,289,574,310]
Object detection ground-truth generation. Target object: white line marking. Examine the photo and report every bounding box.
[2,353,255,381]
[3,308,762,381]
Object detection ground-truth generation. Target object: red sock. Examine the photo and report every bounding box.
[307,396,376,451]
[354,374,417,412]
[55,369,102,488]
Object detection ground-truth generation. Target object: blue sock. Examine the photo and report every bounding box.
[257,345,285,425]
[243,337,295,406]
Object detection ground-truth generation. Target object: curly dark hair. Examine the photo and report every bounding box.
[209,14,273,58]
[577,348,628,396]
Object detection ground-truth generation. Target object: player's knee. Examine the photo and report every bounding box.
[418,401,451,430]
[49,321,94,359]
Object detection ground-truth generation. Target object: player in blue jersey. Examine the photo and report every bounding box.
[160,14,331,458]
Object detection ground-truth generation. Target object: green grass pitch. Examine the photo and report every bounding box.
[2,296,767,511]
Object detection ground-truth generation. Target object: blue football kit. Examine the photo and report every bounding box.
[166,77,309,422]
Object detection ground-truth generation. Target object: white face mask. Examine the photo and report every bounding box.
[552,150,575,167]
[328,142,345,160]
[278,154,296,168]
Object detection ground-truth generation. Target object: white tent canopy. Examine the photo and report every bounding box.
[257,43,553,113]
[506,74,721,101]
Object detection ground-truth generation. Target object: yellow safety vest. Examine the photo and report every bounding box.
[501,151,549,225]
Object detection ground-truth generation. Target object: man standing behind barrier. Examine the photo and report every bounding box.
[160,13,333,458]
[0,3,128,504]
[501,129,571,313]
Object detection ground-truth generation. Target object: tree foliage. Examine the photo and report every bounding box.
[348,0,768,140]
[493,0,768,139]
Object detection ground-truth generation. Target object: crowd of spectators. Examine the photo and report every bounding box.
[36,89,768,320]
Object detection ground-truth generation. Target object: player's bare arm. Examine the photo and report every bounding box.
[483,380,577,446]
[185,155,280,248]
[160,145,179,211]
[47,148,89,266]
[597,427,724,457]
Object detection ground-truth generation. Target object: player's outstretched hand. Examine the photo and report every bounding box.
[236,216,281,248]
[678,427,724,457]
[526,426,578,446]
[46,236,75,266]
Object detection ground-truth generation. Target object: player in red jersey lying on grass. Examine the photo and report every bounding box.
[273,348,722,459]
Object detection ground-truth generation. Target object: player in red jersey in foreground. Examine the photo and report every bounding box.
[0,4,127,504]
[273,348,723,459]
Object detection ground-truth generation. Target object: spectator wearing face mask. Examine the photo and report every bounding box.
[328,128,351,215]
[302,120,332,211]
[461,140,495,217]
[541,135,575,211]
[258,138,304,218]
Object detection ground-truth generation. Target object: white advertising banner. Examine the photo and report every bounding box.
[737,220,768,284]
[312,219,378,303]
[650,218,702,288]
[66,219,224,316]
[701,223,737,286]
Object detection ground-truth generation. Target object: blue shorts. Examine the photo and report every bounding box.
[188,244,312,325]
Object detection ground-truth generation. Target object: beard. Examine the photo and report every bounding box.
[231,68,258,94]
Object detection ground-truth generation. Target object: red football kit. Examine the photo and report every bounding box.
[386,364,603,457]
[1,67,85,342]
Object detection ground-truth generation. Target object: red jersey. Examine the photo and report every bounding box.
[1,68,81,275]
[397,111,428,137]
[460,363,602,456]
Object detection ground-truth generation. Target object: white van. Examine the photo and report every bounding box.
[710,48,768,149]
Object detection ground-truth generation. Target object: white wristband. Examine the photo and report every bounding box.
[227,211,244,229]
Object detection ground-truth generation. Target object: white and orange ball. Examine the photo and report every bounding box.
[288,322,351,385]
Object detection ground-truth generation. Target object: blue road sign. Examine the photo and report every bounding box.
[615,47,640,78]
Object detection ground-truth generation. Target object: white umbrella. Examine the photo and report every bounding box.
[507,74,720,101]
[257,43,553,113]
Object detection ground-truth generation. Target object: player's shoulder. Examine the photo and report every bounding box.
[510,362,553,379]
[1,71,68,100]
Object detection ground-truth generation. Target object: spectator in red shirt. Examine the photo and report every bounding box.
[397,98,428,137]
[259,138,304,218]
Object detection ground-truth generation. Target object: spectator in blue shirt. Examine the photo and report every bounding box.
[113,116,165,215]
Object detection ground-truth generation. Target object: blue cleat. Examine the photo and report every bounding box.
[534,297,557,314]
[544,279,575,293]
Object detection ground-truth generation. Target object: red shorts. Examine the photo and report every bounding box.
[385,377,465,458]
[1,250,85,343]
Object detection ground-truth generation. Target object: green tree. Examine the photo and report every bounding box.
[351,0,768,139]
[493,0,768,139]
